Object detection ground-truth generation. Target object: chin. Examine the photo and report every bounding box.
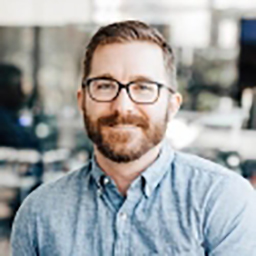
[98,135,155,163]
[102,127,141,145]
[98,146,146,163]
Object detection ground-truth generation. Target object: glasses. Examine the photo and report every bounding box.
[82,77,175,104]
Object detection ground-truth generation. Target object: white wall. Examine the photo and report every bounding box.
[0,0,92,26]
[214,0,256,9]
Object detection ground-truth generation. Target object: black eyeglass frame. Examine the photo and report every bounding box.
[82,77,176,104]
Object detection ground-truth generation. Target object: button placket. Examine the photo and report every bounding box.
[114,209,130,256]
[114,178,143,256]
[97,187,103,197]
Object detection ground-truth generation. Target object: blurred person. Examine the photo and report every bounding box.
[0,64,38,149]
[242,160,256,189]
[0,64,42,224]
[11,21,256,256]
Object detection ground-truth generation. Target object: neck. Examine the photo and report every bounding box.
[94,143,162,196]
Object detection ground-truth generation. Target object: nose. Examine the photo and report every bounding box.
[111,87,135,113]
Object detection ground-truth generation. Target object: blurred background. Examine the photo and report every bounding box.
[1,0,256,254]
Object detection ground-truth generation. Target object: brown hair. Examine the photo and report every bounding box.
[83,20,177,90]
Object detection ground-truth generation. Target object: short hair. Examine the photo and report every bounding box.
[0,63,22,90]
[83,20,177,90]
[0,63,24,110]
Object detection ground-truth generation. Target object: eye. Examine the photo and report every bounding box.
[93,80,116,90]
[97,84,111,89]
[132,82,155,92]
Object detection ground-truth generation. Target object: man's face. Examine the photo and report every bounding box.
[78,41,181,162]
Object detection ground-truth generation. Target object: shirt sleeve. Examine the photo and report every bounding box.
[203,175,256,256]
[10,194,38,256]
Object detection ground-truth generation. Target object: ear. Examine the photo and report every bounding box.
[77,88,85,112]
[168,92,182,120]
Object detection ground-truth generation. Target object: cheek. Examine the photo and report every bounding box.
[154,95,169,115]
[85,97,111,119]
[142,104,168,123]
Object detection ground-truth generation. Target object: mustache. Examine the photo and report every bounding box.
[98,111,149,129]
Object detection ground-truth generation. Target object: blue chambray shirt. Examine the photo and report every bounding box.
[11,140,256,255]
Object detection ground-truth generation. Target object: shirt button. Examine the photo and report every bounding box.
[119,212,127,221]
[97,188,103,197]
[103,177,110,185]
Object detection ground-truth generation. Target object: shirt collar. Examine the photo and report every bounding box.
[90,157,106,188]
[141,139,174,198]
[90,139,174,197]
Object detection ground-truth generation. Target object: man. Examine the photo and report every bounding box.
[11,21,256,255]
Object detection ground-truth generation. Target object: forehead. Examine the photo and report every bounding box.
[89,41,167,82]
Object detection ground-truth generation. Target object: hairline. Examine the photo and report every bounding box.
[83,21,177,90]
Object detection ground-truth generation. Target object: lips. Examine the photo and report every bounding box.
[98,111,149,130]
[110,124,139,129]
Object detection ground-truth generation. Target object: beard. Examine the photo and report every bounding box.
[83,110,168,163]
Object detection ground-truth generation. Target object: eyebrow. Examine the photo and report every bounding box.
[89,73,158,83]
[90,73,114,80]
[129,75,157,83]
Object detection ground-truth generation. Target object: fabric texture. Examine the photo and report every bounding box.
[11,140,256,256]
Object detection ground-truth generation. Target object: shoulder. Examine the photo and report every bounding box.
[11,162,93,249]
[169,151,255,206]
[18,161,92,215]
[173,151,230,175]
[172,150,246,183]
[170,151,256,242]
